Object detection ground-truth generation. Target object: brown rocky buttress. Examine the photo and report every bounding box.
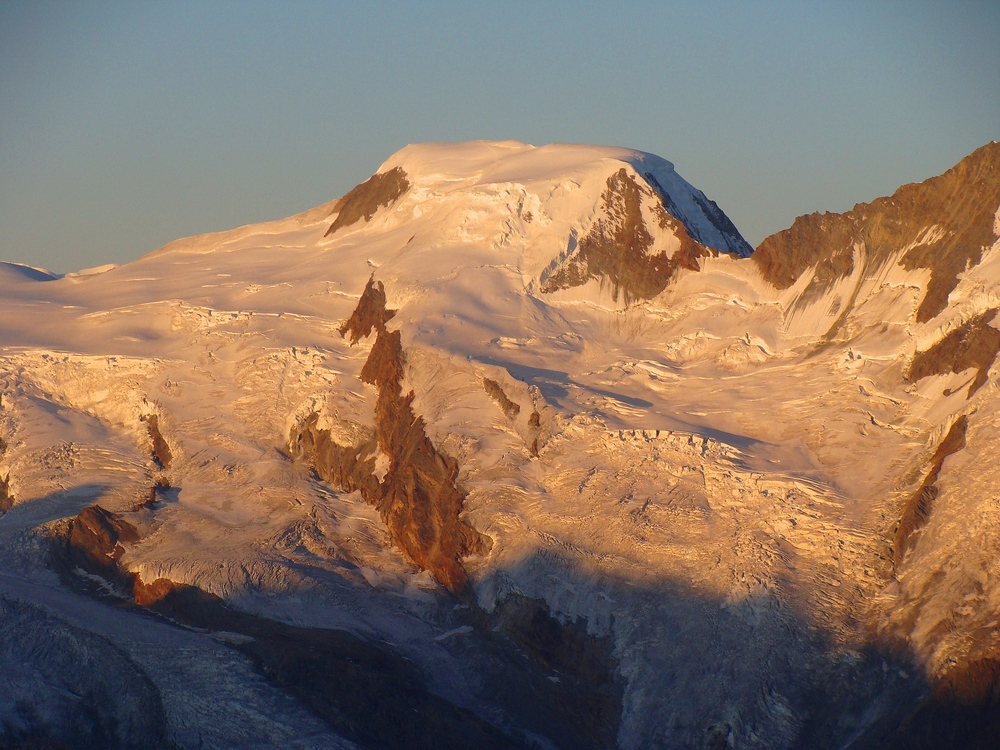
[324,167,411,237]
[0,437,12,513]
[542,168,718,303]
[289,277,487,595]
[754,142,1000,322]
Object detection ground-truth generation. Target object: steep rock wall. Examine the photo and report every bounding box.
[892,415,968,569]
[141,413,172,470]
[754,142,1000,322]
[0,437,11,513]
[483,378,521,420]
[542,168,717,303]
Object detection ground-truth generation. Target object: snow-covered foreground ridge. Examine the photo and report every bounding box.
[2,140,1000,748]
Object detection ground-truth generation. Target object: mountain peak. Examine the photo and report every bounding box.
[318,141,752,303]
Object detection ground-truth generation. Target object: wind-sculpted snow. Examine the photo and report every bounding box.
[0,261,60,282]
[2,140,1000,747]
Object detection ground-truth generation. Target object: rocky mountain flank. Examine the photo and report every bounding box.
[755,141,1000,323]
[542,167,751,302]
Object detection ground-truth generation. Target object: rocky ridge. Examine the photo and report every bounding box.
[290,277,487,595]
[754,141,1000,323]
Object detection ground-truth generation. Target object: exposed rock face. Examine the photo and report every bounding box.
[131,576,185,607]
[753,211,857,292]
[288,413,380,497]
[141,413,172,470]
[325,166,410,237]
[754,142,1000,321]
[892,415,968,568]
[483,377,520,419]
[0,437,11,513]
[66,504,141,581]
[363,328,488,594]
[906,309,1000,398]
[292,277,488,595]
[527,410,541,457]
[63,499,184,610]
[60,480,167,599]
[338,275,396,344]
[542,168,718,303]
[0,474,11,514]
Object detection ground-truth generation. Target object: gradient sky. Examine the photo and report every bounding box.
[2,1,998,274]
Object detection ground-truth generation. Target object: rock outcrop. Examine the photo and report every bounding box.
[906,309,1000,398]
[337,274,395,343]
[543,168,717,303]
[363,325,488,593]
[483,378,520,419]
[289,413,380,498]
[754,142,1000,322]
[892,415,968,568]
[0,437,11,513]
[292,277,487,595]
[61,479,168,599]
[325,167,410,237]
[0,474,11,514]
[141,413,172,470]
[66,504,141,583]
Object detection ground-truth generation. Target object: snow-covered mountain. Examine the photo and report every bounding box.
[1,139,999,749]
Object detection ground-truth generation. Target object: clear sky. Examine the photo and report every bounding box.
[2,1,998,274]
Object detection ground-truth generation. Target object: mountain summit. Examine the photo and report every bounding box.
[1,141,999,748]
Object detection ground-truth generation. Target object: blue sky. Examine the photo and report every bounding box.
[2,1,998,273]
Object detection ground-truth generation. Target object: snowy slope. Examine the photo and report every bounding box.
[2,140,1000,749]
